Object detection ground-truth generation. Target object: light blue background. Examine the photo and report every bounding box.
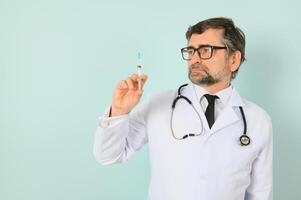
[1,0,301,199]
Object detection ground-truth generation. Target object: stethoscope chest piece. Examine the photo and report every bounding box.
[239,135,250,146]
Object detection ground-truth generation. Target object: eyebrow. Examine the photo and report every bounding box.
[186,44,213,48]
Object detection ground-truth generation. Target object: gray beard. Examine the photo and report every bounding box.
[188,69,218,86]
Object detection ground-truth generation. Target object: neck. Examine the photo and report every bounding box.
[201,80,231,94]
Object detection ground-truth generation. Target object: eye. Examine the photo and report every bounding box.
[184,48,194,55]
[181,47,199,60]
[200,47,211,54]
[198,46,212,58]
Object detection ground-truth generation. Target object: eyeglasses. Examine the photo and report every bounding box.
[181,45,227,60]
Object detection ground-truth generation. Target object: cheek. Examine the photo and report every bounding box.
[203,61,229,76]
[212,58,229,69]
[205,60,220,72]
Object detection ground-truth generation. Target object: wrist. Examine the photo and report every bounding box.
[110,106,128,117]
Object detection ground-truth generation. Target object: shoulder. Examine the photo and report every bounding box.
[241,98,273,144]
[242,99,272,124]
[148,89,176,101]
[147,89,177,108]
[132,89,177,119]
[135,89,176,112]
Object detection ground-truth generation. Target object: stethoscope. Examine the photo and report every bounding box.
[170,84,251,146]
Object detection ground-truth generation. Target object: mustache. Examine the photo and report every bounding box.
[190,64,208,70]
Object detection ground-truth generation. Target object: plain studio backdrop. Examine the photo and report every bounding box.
[1,0,301,199]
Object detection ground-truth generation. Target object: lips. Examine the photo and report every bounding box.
[190,67,207,75]
[190,64,209,73]
[191,68,203,72]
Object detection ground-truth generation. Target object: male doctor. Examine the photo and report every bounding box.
[94,17,273,200]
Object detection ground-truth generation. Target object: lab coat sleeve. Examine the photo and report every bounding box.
[93,98,149,165]
[245,114,273,200]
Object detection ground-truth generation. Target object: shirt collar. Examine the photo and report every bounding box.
[192,83,233,106]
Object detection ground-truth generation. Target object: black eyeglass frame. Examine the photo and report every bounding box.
[181,45,227,60]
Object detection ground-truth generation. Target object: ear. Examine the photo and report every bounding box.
[229,51,241,72]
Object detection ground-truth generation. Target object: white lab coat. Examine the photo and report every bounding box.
[94,84,273,200]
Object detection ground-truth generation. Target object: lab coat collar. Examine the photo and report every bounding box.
[211,87,245,133]
[182,83,245,134]
[180,84,210,130]
[193,83,233,109]
[183,83,244,107]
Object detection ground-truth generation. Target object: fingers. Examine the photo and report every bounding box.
[117,79,129,90]
[140,74,148,87]
[125,76,135,90]
[117,73,147,90]
[129,73,148,90]
[130,73,148,81]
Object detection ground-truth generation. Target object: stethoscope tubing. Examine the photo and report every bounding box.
[170,84,250,146]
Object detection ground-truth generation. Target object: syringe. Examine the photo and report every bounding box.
[137,52,142,90]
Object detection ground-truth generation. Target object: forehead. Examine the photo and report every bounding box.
[188,28,224,47]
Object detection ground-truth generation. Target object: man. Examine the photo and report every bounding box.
[94,17,273,200]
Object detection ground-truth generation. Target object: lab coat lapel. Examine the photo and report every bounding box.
[181,84,210,131]
[210,88,244,134]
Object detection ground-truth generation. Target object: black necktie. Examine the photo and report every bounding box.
[204,94,218,128]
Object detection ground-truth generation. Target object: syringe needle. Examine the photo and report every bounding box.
[137,52,142,90]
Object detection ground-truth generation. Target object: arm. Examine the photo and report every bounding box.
[245,115,273,200]
[93,74,148,165]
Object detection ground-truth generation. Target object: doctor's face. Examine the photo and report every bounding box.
[187,29,234,91]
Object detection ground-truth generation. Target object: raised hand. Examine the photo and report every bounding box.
[110,73,148,117]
